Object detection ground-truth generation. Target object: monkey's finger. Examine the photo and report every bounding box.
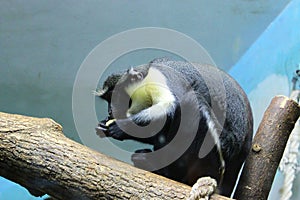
[98,120,109,129]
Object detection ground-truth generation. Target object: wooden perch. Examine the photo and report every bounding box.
[0,112,230,200]
[234,95,300,200]
[1,95,298,200]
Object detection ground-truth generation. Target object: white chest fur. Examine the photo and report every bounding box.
[125,67,175,117]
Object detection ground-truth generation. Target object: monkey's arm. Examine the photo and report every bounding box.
[96,102,176,144]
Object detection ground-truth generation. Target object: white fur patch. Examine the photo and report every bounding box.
[203,110,225,183]
[125,67,176,118]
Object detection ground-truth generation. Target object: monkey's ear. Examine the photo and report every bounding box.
[128,67,143,82]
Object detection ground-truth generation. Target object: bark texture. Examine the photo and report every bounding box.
[234,95,300,200]
[0,112,230,200]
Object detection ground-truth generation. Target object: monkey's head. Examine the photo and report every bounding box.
[94,73,122,102]
[95,65,150,118]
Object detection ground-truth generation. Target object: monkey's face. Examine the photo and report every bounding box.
[97,68,145,119]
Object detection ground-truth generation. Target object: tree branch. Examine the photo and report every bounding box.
[0,112,230,200]
[2,95,297,200]
[234,95,300,200]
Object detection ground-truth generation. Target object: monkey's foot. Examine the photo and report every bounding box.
[188,177,217,200]
[131,149,152,170]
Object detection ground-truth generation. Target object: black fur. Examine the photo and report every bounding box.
[96,58,253,196]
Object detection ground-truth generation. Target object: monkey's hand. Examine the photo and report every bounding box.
[96,118,132,141]
[188,177,217,200]
[96,119,108,138]
[96,117,115,138]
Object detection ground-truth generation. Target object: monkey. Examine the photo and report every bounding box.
[95,57,253,197]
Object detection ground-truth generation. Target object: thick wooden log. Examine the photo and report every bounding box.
[234,95,300,200]
[0,112,230,200]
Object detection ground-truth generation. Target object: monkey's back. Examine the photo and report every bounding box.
[150,58,253,157]
[149,58,253,195]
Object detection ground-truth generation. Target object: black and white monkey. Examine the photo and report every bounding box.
[95,58,253,197]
